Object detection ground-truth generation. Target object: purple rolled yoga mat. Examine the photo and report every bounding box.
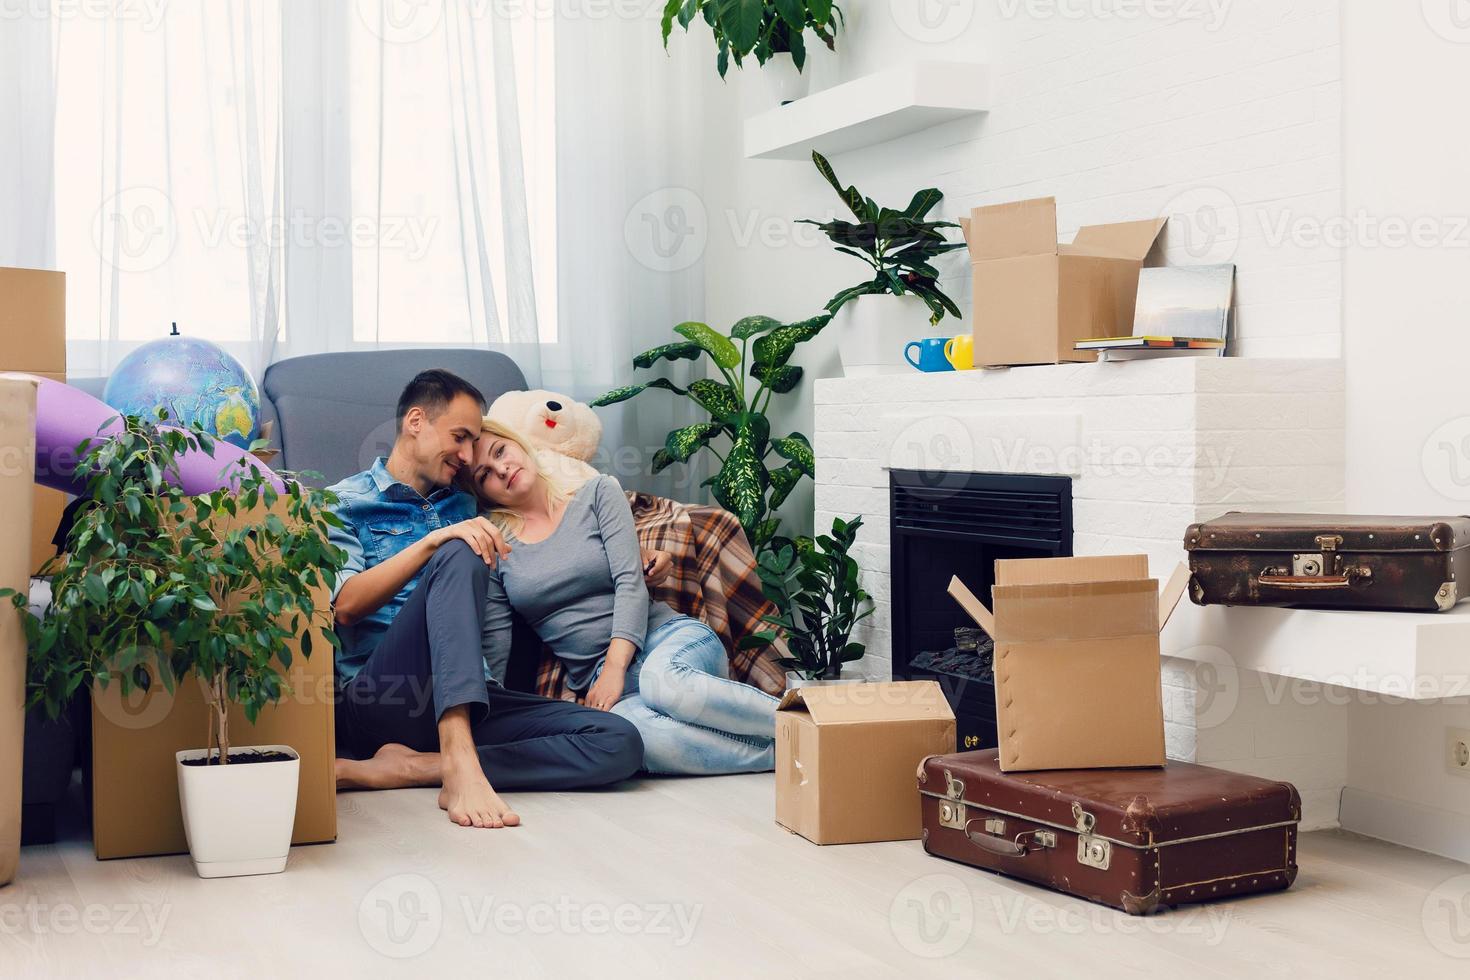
[4,372,284,495]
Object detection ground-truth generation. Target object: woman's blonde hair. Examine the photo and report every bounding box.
[472,417,573,536]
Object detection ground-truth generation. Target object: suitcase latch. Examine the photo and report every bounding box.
[939,770,967,830]
[1072,802,1112,870]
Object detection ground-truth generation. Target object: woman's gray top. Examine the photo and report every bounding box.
[480,475,679,690]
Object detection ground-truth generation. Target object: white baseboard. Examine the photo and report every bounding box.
[1339,786,1470,863]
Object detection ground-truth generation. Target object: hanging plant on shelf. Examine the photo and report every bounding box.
[661,0,843,78]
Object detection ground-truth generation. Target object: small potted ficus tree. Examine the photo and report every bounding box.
[1,413,345,879]
[799,150,968,376]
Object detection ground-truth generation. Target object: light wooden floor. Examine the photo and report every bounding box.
[5,773,1470,979]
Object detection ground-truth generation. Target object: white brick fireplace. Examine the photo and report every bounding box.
[813,356,1351,828]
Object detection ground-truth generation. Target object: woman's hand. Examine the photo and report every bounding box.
[641,549,673,587]
[585,665,625,712]
[430,516,511,565]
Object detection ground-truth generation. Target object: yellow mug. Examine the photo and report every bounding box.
[944,334,974,370]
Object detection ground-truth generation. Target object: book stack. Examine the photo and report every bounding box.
[1075,263,1234,360]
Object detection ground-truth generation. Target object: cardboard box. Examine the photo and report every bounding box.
[91,502,337,860]
[775,680,955,845]
[948,556,1190,772]
[960,198,1166,367]
[0,378,37,885]
[0,268,68,575]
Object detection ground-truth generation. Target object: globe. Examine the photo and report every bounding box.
[103,334,261,450]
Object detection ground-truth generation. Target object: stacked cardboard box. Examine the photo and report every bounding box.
[0,377,37,884]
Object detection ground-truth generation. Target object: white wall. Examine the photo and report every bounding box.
[1339,2,1470,858]
[701,0,1344,537]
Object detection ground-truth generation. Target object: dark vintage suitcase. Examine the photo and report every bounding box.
[918,750,1300,915]
[1184,512,1470,612]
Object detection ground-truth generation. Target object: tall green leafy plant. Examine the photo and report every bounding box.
[742,515,874,680]
[662,0,842,78]
[0,414,347,764]
[591,312,830,552]
[798,149,968,326]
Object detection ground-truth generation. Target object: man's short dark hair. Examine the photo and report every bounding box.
[395,369,487,431]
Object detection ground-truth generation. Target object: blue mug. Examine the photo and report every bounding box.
[904,338,956,373]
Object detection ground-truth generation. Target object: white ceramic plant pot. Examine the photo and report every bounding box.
[176,744,300,879]
[753,51,810,109]
[834,293,936,377]
[785,672,868,690]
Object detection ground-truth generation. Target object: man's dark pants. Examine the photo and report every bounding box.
[336,540,643,788]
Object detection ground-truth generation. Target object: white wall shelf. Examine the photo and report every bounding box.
[1162,601,1470,701]
[743,61,990,161]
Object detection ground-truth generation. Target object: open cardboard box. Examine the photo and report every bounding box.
[959,198,1166,368]
[775,680,955,845]
[948,555,1190,772]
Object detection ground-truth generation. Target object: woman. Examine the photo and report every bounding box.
[469,419,779,775]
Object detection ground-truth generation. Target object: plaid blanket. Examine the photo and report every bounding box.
[532,491,786,700]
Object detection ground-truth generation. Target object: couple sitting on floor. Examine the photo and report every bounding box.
[329,369,780,828]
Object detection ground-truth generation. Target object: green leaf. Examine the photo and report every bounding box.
[665,422,724,463]
[706,434,766,532]
[768,462,805,510]
[589,377,688,408]
[661,0,683,42]
[809,0,832,26]
[773,0,803,32]
[632,340,704,369]
[751,313,831,369]
[770,433,814,476]
[903,187,944,219]
[651,449,677,474]
[730,314,781,340]
[713,0,763,53]
[823,280,881,314]
[750,362,803,394]
[811,150,865,219]
[673,321,741,370]
[687,379,741,422]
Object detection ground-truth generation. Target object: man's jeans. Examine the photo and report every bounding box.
[336,540,643,790]
[596,615,779,775]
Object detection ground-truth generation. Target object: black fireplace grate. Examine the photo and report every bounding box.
[890,471,1071,549]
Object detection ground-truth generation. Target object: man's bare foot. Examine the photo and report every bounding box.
[336,743,441,791]
[437,753,521,829]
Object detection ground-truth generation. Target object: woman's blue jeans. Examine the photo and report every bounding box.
[592,616,779,775]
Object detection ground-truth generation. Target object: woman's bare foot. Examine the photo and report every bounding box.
[336,743,441,791]
[437,752,521,829]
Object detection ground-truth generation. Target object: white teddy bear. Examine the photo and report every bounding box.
[485,388,603,489]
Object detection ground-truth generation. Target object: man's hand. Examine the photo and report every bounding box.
[431,516,511,565]
[641,548,672,587]
[585,665,625,712]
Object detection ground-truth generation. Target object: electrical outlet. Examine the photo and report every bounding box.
[1448,728,1470,777]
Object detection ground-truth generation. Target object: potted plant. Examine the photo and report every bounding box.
[742,516,874,686]
[661,0,842,107]
[1,413,345,879]
[592,312,829,554]
[798,150,969,376]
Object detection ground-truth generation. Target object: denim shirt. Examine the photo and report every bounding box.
[326,457,477,681]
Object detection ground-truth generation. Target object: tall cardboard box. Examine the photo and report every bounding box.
[949,556,1190,772]
[0,267,69,575]
[90,502,337,859]
[0,378,37,885]
[959,198,1166,367]
[775,681,955,845]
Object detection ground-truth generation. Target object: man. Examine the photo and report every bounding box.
[328,369,667,829]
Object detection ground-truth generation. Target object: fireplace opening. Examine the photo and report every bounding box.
[889,469,1073,752]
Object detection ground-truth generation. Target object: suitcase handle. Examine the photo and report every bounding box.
[963,820,1048,858]
[1257,572,1363,590]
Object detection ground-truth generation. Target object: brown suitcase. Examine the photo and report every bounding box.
[1184,512,1470,612]
[918,750,1300,915]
